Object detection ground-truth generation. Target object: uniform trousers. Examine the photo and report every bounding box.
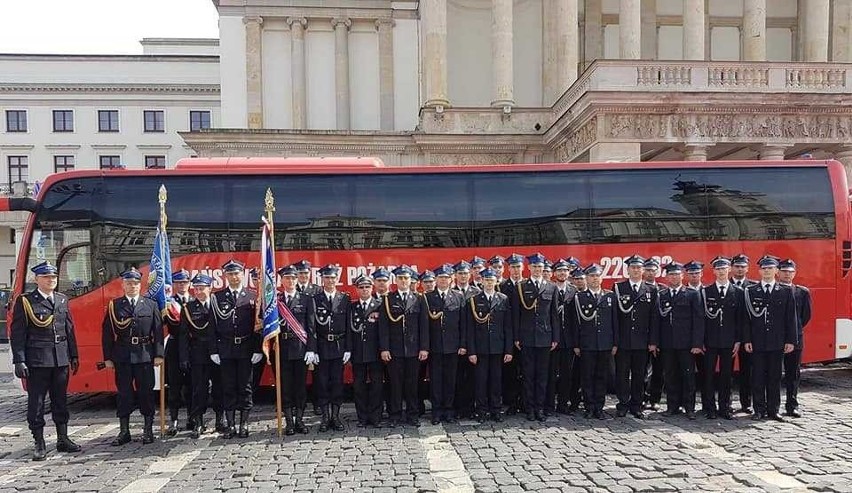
[784,346,803,412]
[388,356,420,420]
[752,350,783,416]
[27,366,70,430]
[115,362,155,417]
[737,347,753,409]
[615,349,647,413]
[430,353,458,418]
[220,358,253,411]
[662,350,695,413]
[315,357,344,407]
[581,350,610,412]
[521,347,550,412]
[189,362,212,421]
[475,354,503,415]
[353,361,384,423]
[280,358,308,410]
[702,348,734,413]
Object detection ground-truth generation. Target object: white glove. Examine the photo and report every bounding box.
[342,352,351,365]
[304,351,317,365]
[313,353,321,365]
[251,353,263,365]
[210,354,221,365]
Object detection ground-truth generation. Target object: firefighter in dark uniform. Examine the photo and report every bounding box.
[547,259,577,415]
[684,260,705,413]
[777,258,811,418]
[489,255,506,281]
[277,265,317,435]
[348,275,383,427]
[312,264,350,432]
[372,267,391,299]
[701,256,745,420]
[513,253,560,422]
[466,267,513,422]
[11,261,81,460]
[656,262,704,419]
[569,264,618,419]
[248,268,268,400]
[500,253,525,415]
[470,256,486,288]
[643,257,666,410]
[210,259,260,438]
[743,256,797,421]
[730,253,756,414]
[613,255,659,419]
[379,265,429,427]
[425,264,465,424]
[294,259,321,296]
[452,260,480,419]
[417,270,436,415]
[102,267,164,445]
[562,266,587,413]
[420,270,436,293]
[178,273,216,438]
[165,269,192,436]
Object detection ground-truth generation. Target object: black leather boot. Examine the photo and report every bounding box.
[284,409,296,436]
[142,416,155,444]
[56,423,81,453]
[32,428,47,461]
[224,411,236,439]
[318,405,330,432]
[111,417,131,446]
[166,414,179,437]
[294,407,309,434]
[214,411,227,433]
[331,404,345,431]
[238,410,250,438]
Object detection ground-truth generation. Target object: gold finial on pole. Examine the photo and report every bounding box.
[158,184,168,230]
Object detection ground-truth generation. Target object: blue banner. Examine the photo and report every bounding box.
[146,185,173,311]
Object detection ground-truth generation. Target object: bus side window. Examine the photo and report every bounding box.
[58,242,93,297]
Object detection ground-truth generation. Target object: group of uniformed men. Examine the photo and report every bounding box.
[11,251,811,460]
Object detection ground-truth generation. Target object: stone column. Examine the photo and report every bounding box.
[492,0,514,107]
[683,144,708,161]
[619,0,641,59]
[376,18,395,130]
[832,0,852,62]
[542,0,557,103]
[556,0,579,91]
[423,0,450,108]
[585,0,603,63]
[759,144,790,160]
[804,0,830,62]
[244,16,264,129]
[683,0,705,61]
[287,17,308,130]
[332,17,351,130]
[641,0,657,59]
[743,0,766,61]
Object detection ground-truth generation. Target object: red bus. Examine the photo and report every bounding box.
[3,157,850,393]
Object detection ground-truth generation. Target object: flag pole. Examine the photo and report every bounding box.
[265,189,284,439]
[158,185,167,439]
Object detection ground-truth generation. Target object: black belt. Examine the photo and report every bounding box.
[233,336,249,344]
[54,335,67,343]
[129,336,153,345]
[282,332,293,340]
[324,333,344,342]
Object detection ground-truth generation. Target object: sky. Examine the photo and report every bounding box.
[0,0,220,54]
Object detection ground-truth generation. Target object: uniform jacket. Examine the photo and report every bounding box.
[613,280,659,350]
[511,279,560,348]
[466,291,513,356]
[655,286,704,350]
[313,290,350,360]
[701,283,745,349]
[554,283,578,348]
[347,297,382,364]
[296,283,321,297]
[378,291,429,358]
[424,289,465,354]
[278,290,317,360]
[789,284,812,348]
[453,284,481,302]
[11,290,78,368]
[211,287,259,359]
[164,294,191,358]
[743,283,797,351]
[569,289,619,351]
[102,296,164,364]
[178,298,215,365]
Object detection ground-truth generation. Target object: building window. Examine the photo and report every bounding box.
[53,110,74,132]
[7,156,29,184]
[144,155,166,169]
[189,110,211,131]
[10,228,16,244]
[54,155,75,173]
[99,155,122,169]
[98,110,119,132]
[5,110,27,132]
[143,110,165,132]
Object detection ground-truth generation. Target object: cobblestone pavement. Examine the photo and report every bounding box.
[0,351,850,492]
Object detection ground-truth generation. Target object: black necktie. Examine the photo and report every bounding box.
[440,292,445,302]
[46,295,54,306]
[764,284,770,294]
[286,295,292,305]
[362,302,367,312]
[633,284,639,294]
[719,286,725,298]
[130,298,136,310]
